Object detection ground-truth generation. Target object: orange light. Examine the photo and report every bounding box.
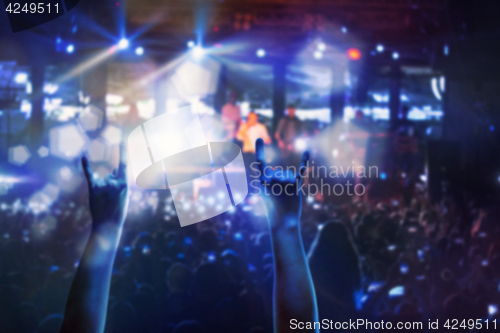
[347,48,361,60]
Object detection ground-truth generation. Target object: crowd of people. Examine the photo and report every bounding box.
[0,119,499,333]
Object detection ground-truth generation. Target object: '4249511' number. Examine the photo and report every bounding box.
[5,3,59,14]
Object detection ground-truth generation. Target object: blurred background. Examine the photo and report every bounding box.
[1,0,500,332]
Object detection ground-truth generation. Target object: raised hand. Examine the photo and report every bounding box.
[255,138,309,231]
[254,138,318,333]
[61,143,129,333]
[81,143,129,231]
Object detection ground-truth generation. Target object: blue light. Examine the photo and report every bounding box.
[380,172,387,180]
[392,52,399,60]
[66,44,75,54]
[376,44,384,52]
[234,232,243,241]
[177,253,185,259]
[14,73,28,84]
[256,48,266,58]
[135,46,144,56]
[389,286,404,298]
[341,26,348,33]
[184,237,192,245]
[118,38,129,50]
[187,40,195,48]
[444,44,449,56]
[490,125,495,132]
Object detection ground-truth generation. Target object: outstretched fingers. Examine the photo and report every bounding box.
[255,138,270,184]
[116,143,128,183]
[296,151,310,184]
[81,156,94,189]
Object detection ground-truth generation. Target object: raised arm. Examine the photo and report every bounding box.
[255,138,319,333]
[60,145,129,333]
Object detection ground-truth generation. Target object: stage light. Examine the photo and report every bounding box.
[347,48,361,60]
[85,139,108,163]
[341,26,348,33]
[77,105,104,132]
[49,124,89,161]
[173,58,219,96]
[66,44,75,54]
[388,286,404,298]
[106,94,124,105]
[491,125,495,132]
[256,48,266,58]
[37,146,49,158]
[192,45,205,59]
[294,138,307,150]
[313,50,323,60]
[8,145,31,166]
[392,52,399,60]
[317,42,326,51]
[137,99,155,119]
[101,125,122,145]
[59,166,73,181]
[431,78,442,100]
[28,191,52,215]
[187,40,195,48]
[489,305,498,316]
[443,44,449,56]
[118,38,129,50]
[43,83,59,94]
[135,46,144,56]
[14,72,28,84]
[56,165,83,192]
[380,172,387,180]
[376,44,384,52]
[440,76,446,92]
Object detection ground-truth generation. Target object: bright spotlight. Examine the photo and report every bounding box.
[187,40,195,48]
[317,42,326,51]
[347,48,361,60]
[192,46,205,59]
[118,38,129,50]
[313,50,323,60]
[66,44,75,54]
[376,44,384,52]
[294,138,307,151]
[14,73,28,84]
[443,44,449,56]
[135,46,144,56]
[256,48,266,58]
[392,52,400,60]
